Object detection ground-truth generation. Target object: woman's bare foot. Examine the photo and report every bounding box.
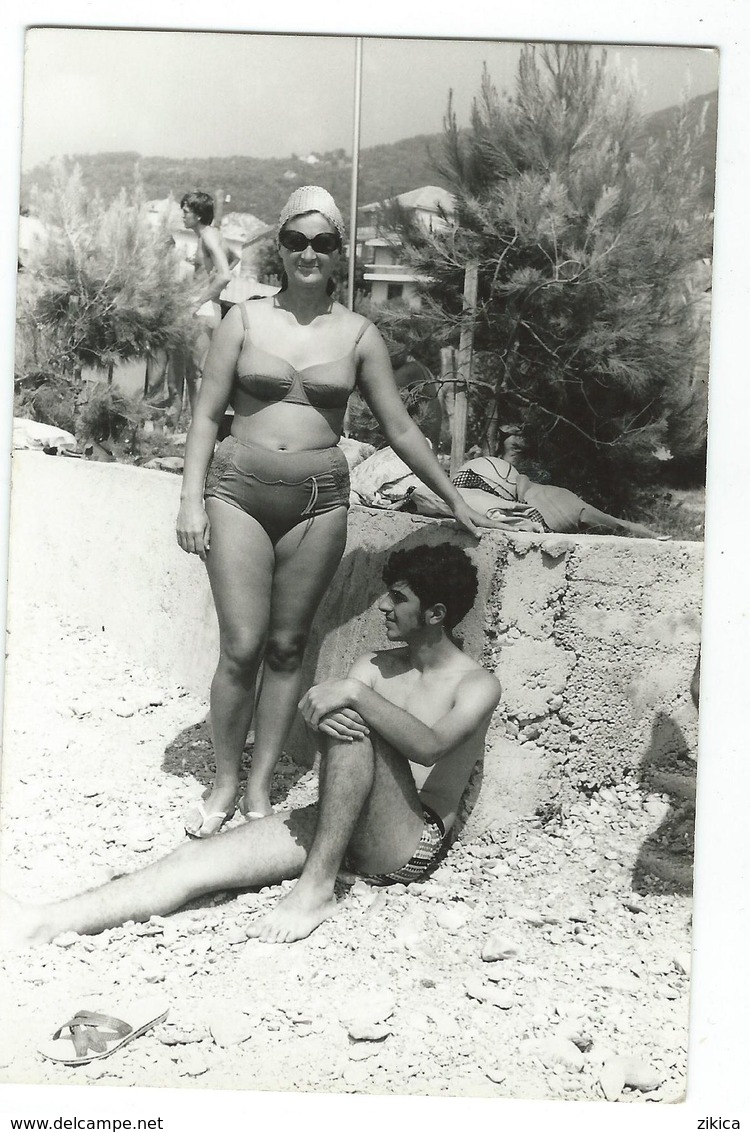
[184,782,238,838]
[246,881,337,944]
[239,783,274,821]
[0,892,51,949]
[238,794,274,822]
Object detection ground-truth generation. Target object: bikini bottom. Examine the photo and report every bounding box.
[204,435,350,543]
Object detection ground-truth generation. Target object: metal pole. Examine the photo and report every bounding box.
[347,37,363,312]
[450,260,479,477]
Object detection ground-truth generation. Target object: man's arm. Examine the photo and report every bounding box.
[300,655,501,767]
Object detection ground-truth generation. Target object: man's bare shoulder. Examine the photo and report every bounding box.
[349,648,409,684]
[455,665,502,707]
[356,647,500,693]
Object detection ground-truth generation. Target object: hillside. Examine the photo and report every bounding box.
[19,91,717,220]
[19,135,451,224]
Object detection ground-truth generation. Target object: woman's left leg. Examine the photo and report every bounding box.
[243,506,349,816]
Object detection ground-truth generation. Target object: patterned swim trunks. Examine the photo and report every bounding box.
[354,805,448,888]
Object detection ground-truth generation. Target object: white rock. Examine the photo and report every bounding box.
[433,905,470,932]
[223,925,249,946]
[505,903,544,925]
[534,1036,585,1071]
[342,1062,372,1088]
[52,931,81,948]
[600,1060,626,1101]
[673,952,692,976]
[176,1049,210,1077]
[209,1012,256,1048]
[465,974,489,1002]
[597,972,641,993]
[485,988,515,1010]
[339,989,395,1028]
[347,1021,391,1042]
[348,1043,380,1061]
[554,1002,586,1020]
[464,977,514,1009]
[614,1055,663,1091]
[393,912,427,947]
[481,933,520,962]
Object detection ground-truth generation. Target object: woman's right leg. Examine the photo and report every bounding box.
[184,497,274,837]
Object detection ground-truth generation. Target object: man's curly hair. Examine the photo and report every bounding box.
[382,543,478,630]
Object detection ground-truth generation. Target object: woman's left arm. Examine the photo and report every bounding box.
[356,323,503,537]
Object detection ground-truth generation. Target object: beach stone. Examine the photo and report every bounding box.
[141,964,166,983]
[597,972,641,993]
[348,1043,381,1062]
[53,931,80,948]
[600,1060,626,1101]
[342,1062,372,1089]
[614,1055,663,1091]
[393,912,426,947]
[158,1023,208,1046]
[176,1048,210,1077]
[465,975,490,1003]
[554,1001,586,1020]
[464,977,514,1009]
[481,933,520,962]
[485,988,515,1010]
[673,952,691,975]
[533,1036,585,1072]
[209,1012,256,1048]
[134,920,164,937]
[339,989,395,1028]
[433,904,470,932]
[505,903,544,925]
[223,925,249,946]
[347,1021,391,1042]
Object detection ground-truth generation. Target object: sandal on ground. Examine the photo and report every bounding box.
[184,789,236,839]
[38,996,169,1065]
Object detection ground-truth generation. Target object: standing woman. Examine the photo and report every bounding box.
[177,186,497,837]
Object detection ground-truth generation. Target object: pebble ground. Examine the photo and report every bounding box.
[0,600,693,1101]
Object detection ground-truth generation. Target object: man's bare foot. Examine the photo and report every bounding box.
[184,783,238,838]
[246,883,337,944]
[0,892,51,949]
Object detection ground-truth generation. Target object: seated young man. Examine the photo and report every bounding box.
[2,544,501,949]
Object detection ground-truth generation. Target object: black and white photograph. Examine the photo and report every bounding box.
[0,4,747,1129]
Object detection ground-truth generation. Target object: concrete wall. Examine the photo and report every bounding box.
[6,453,703,823]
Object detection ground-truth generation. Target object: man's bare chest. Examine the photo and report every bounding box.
[372,667,463,725]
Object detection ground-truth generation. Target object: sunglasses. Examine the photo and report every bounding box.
[279,230,341,255]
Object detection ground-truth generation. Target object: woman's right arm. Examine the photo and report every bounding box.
[176,305,243,559]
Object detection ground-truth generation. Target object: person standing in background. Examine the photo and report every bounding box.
[177,191,240,412]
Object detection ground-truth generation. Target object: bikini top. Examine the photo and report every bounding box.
[234,302,371,411]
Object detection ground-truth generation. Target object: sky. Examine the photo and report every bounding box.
[19,29,719,170]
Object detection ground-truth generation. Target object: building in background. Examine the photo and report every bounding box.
[356,185,454,307]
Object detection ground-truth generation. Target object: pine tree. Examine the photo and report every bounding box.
[16,161,187,430]
[398,45,712,507]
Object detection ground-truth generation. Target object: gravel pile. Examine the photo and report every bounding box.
[0,600,693,1101]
